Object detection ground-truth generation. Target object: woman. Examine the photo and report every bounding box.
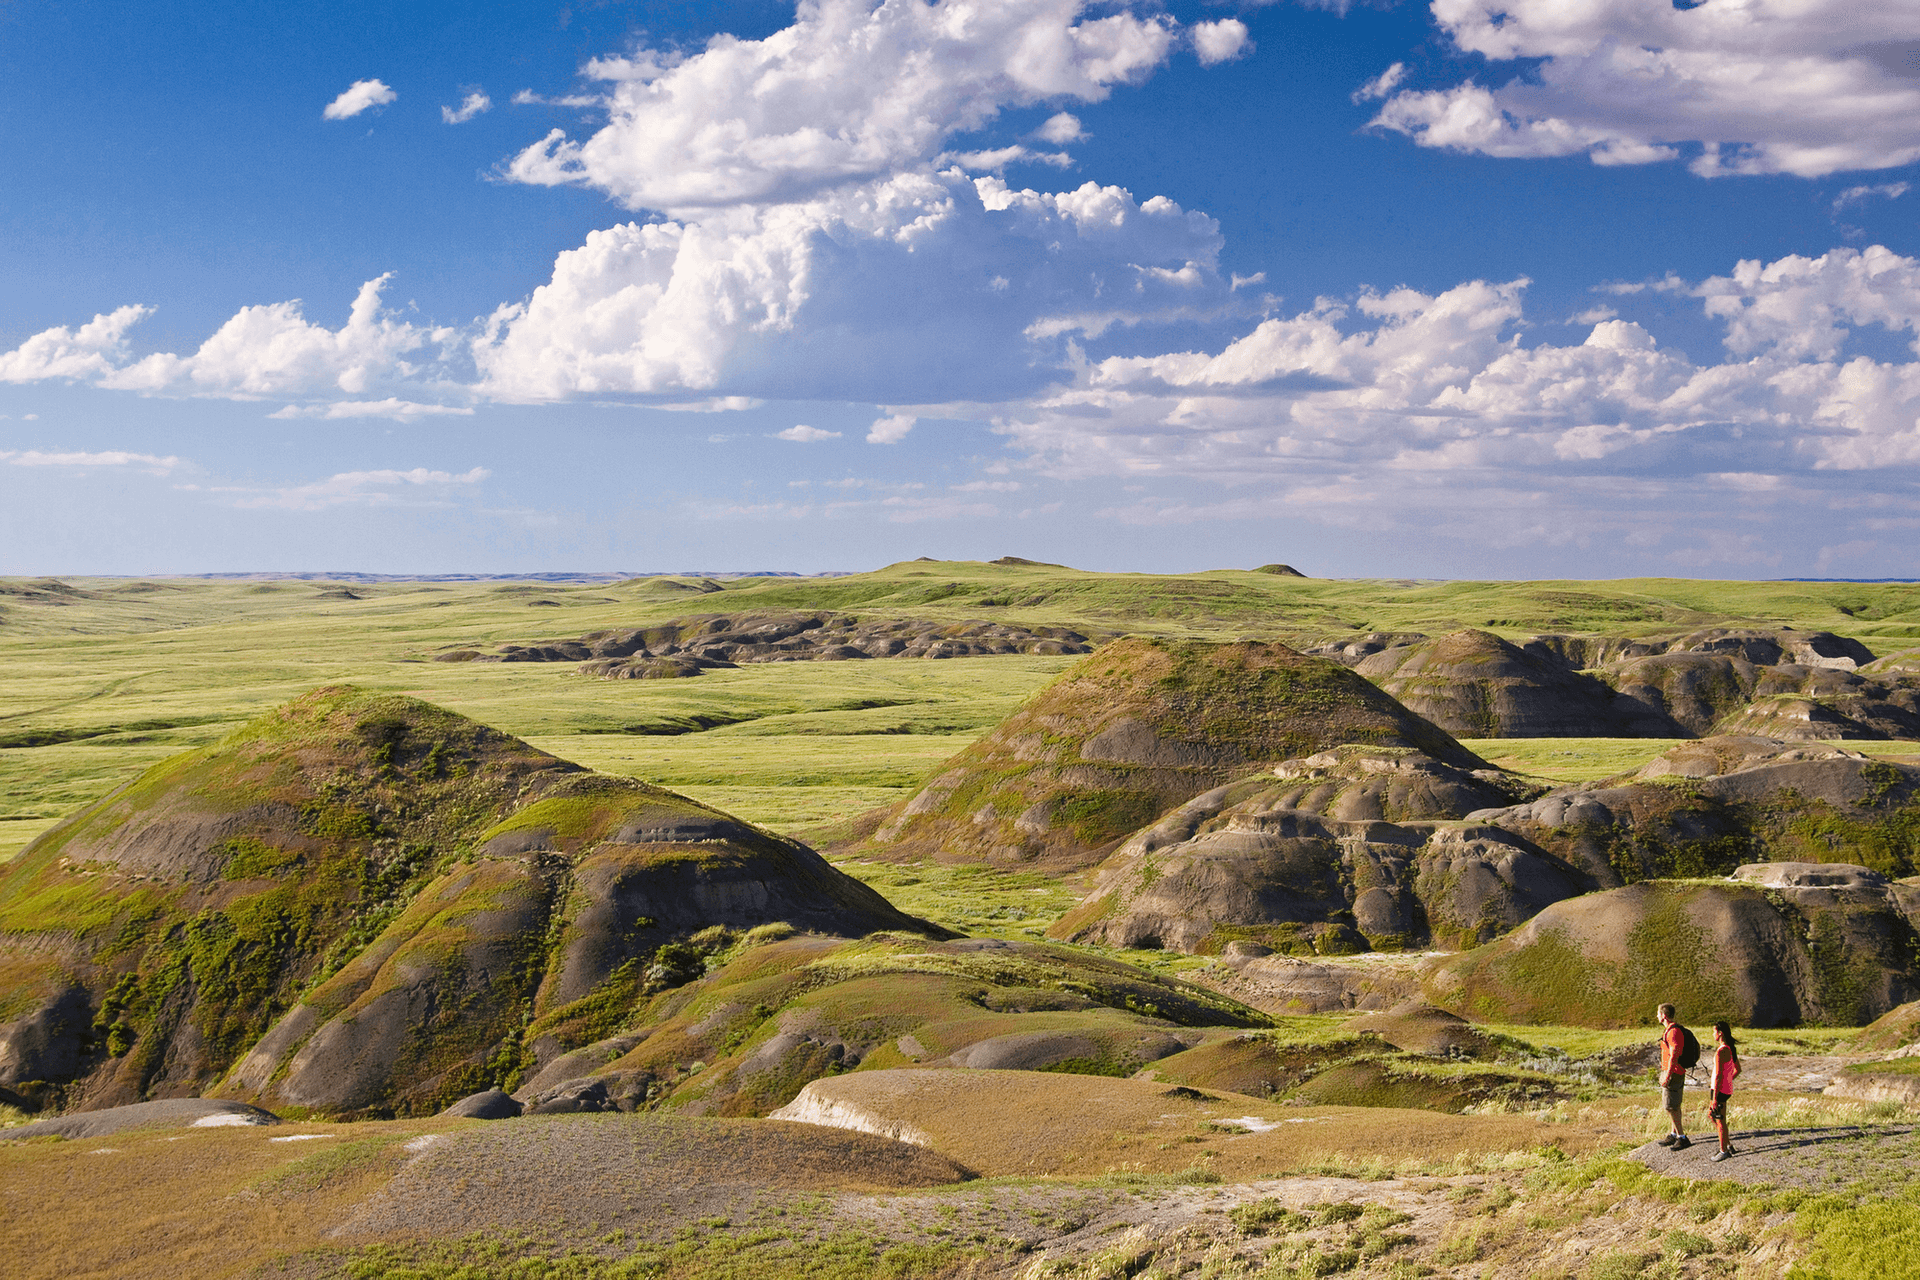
[1706,1021,1741,1161]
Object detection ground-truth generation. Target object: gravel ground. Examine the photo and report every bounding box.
[1628,1123,1920,1189]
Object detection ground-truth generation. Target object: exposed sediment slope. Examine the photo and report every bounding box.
[852,638,1483,870]
[1051,746,1557,954]
[1314,625,1911,740]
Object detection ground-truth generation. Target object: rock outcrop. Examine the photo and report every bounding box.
[856,638,1483,870]
[442,611,1103,677]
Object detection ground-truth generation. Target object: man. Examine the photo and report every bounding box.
[1656,1003,1690,1150]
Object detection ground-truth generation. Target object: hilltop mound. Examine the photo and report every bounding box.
[1422,867,1920,1027]
[856,638,1482,869]
[1353,630,1654,737]
[1051,748,1565,954]
[0,688,930,1119]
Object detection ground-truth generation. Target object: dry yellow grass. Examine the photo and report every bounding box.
[774,1068,1629,1181]
[0,1117,451,1280]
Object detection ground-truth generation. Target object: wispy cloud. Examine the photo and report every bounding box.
[776,425,841,442]
[229,466,490,511]
[1833,181,1910,214]
[0,449,181,473]
[268,399,474,422]
[511,89,603,109]
[441,91,491,125]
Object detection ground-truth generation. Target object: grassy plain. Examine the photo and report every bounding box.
[2,565,1917,861]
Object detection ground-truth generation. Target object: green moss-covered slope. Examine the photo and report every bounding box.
[0,686,935,1119]
[1422,877,1920,1028]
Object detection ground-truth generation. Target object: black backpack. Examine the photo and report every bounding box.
[1677,1025,1701,1070]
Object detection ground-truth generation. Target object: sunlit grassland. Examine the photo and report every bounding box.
[4,565,1919,863]
[1476,1023,1861,1059]
[1464,737,1920,786]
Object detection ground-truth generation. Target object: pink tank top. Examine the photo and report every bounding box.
[1714,1050,1737,1094]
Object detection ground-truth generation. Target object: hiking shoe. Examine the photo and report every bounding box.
[1658,1134,1680,1147]
[1670,1135,1691,1150]
[1711,1150,1733,1162]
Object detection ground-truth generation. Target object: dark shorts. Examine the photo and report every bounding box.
[1708,1091,1731,1121]
[1663,1075,1685,1111]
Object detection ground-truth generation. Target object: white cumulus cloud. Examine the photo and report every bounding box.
[985,243,1920,552]
[1370,1,1920,177]
[324,79,397,121]
[472,170,1227,402]
[868,413,916,444]
[0,276,450,401]
[1191,20,1251,67]
[500,0,1177,213]
[0,305,150,383]
[1352,62,1406,103]
[776,424,841,442]
[1036,112,1086,144]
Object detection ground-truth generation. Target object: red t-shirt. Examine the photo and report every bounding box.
[1660,1025,1686,1080]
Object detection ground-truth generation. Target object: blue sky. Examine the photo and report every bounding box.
[4,0,1919,577]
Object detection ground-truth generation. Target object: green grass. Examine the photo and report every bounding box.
[1476,1023,1859,1059]
[1463,737,1920,787]
[1459,738,1683,784]
[828,858,1085,939]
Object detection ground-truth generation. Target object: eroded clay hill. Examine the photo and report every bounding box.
[1055,735,1920,967]
[0,688,929,1118]
[1422,862,1920,1027]
[437,610,1103,678]
[1052,746,1568,955]
[1352,630,1641,737]
[853,638,1483,870]
[1314,626,1913,739]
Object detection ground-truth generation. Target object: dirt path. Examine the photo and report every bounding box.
[1629,1123,1920,1190]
